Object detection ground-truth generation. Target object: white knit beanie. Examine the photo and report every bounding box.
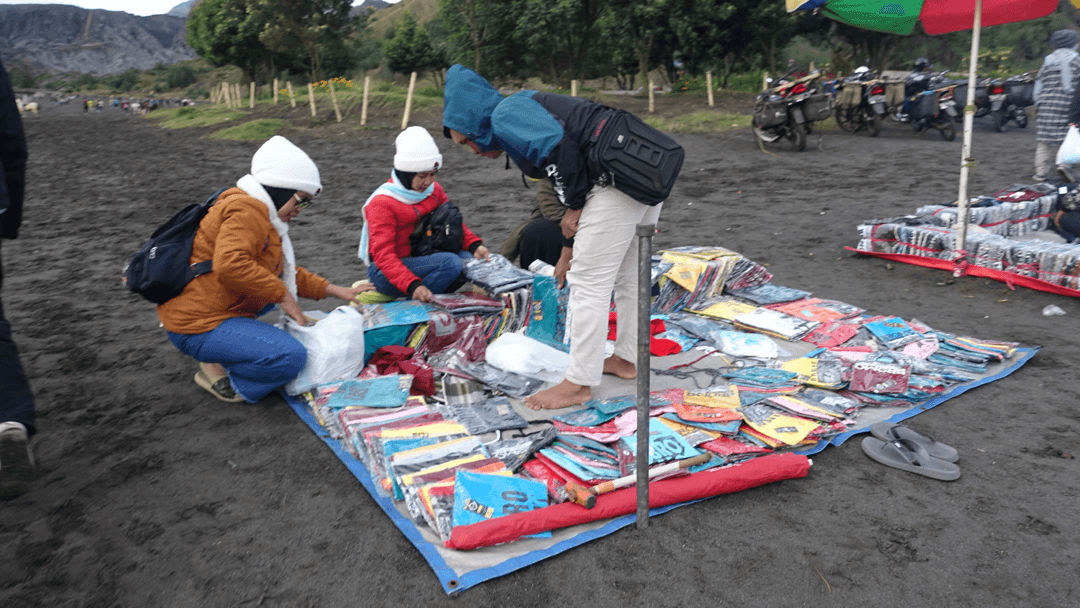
[394,126,443,172]
[251,135,322,196]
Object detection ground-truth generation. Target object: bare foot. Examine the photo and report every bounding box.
[526,381,591,410]
[603,355,636,379]
[199,361,227,382]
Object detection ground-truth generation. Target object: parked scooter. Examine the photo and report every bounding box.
[752,70,832,152]
[834,66,886,136]
[995,72,1033,131]
[889,60,957,140]
[951,72,1032,132]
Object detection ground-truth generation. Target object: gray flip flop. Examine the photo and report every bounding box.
[861,436,960,481]
[870,422,959,463]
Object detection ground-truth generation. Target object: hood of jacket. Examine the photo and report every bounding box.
[443,64,503,152]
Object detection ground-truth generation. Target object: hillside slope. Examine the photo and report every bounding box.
[0,4,195,75]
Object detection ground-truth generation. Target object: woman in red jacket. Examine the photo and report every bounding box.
[358,126,488,302]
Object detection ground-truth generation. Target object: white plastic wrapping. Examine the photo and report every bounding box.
[283,305,366,395]
[484,332,569,384]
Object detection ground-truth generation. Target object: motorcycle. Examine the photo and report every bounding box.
[889,69,957,141]
[952,72,1032,132]
[997,72,1033,131]
[752,71,832,152]
[833,68,887,136]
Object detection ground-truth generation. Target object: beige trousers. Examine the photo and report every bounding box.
[564,186,662,386]
[1034,141,1060,181]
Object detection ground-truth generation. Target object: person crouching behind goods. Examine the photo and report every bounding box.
[156,136,370,403]
[358,126,489,303]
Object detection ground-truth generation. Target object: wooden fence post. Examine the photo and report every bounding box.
[361,75,370,126]
[287,81,296,108]
[329,80,342,123]
[273,78,279,104]
[235,83,242,107]
[223,82,231,107]
[249,81,255,109]
[762,73,769,91]
[308,82,317,118]
[648,78,654,113]
[706,70,714,107]
[571,79,578,97]
[401,71,417,130]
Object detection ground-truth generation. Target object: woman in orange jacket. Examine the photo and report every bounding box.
[157,136,369,402]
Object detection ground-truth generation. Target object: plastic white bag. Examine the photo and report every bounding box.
[1057,125,1080,167]
[484,332,569,384]
[716,330,779,359]
[282,305,366,395]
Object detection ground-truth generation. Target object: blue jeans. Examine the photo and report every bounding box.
[167,317,306,402]
[368,251,473,297]
[0,244,35,435]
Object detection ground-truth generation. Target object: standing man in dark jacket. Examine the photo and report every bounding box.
[443,64,679,410]
[0,56,36,499]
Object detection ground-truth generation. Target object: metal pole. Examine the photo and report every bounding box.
[635,223,654,529]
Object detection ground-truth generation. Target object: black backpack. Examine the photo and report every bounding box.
[123,187,227,304]
[589,110,684,206]
[409,201,465,257]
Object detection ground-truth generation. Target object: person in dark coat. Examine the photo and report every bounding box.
[443,64,672,410]
[0,55,36,499]
[498,180,571,279]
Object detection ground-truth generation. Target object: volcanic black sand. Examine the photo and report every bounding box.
[1,95,1077,606]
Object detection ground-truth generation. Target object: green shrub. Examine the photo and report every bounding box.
[165,64,197,90]
[673,76,708,93]
[8,67,35,88]
[723,72,768,93]
[108,69,139,92]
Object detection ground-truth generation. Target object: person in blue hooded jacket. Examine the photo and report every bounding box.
[442,64,667,410]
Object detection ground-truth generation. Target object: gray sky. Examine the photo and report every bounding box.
[0,0,396,17]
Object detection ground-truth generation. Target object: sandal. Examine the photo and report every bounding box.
[194,370,245,403]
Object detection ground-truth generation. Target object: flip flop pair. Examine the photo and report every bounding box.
[861,422,960,481]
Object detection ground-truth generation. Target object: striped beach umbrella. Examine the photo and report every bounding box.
[787,0,1057,35]
[788,0,1059,263]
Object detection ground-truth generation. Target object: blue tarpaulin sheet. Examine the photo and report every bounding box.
[284,343,1038,594]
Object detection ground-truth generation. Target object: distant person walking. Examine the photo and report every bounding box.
[0,55,37,499]
[1034,29,1080,182]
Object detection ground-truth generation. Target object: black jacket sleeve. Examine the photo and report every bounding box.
[0,57,28,240]
[1070,86,1080,126]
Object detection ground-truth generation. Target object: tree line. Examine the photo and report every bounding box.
[186,0,1077,88]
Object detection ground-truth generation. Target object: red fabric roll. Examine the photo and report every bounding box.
[446,452,811,550]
